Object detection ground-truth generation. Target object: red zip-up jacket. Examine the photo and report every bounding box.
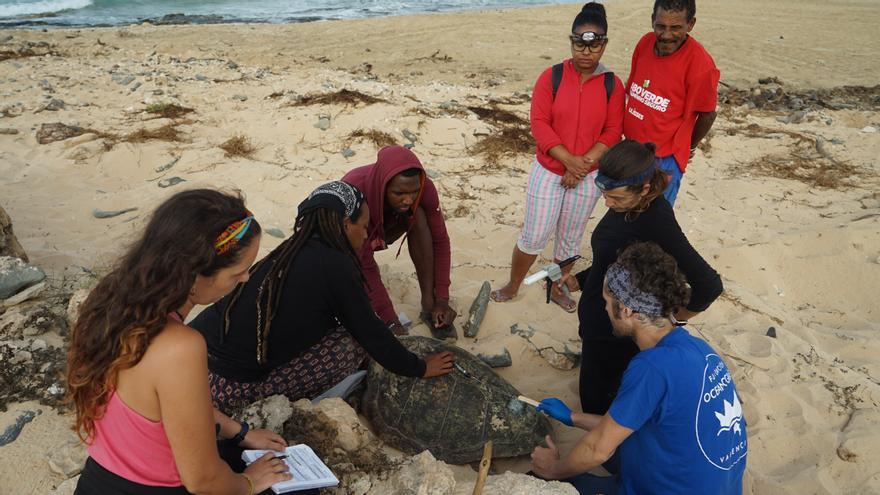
[530,59,625,175]
[343,146,451,324]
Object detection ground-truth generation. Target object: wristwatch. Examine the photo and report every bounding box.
[230,420,250,446]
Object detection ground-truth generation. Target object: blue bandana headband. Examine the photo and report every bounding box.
[594,160,658,191]
[605,262,664,316]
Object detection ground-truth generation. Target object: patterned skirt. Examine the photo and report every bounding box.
[210,326,368,414]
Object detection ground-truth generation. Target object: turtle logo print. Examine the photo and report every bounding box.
[715,391,743,436]
[695,354,747,470]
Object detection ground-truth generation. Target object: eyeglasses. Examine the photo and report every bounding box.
[570,32,608,53]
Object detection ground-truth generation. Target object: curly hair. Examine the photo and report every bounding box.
[66,189,260,442]
[221,203,365,365]
[614,242,691,326]
[653,0,696,20]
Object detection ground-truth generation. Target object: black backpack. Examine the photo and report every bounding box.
[551,63,615,102]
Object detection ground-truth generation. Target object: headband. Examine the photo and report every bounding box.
[297,181,365,219]
[605,263,664,316]
[595,160,658,191]
[215,211,254,255]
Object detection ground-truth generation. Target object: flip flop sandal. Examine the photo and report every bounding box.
[549,285,578,313]
[420,311,458,342]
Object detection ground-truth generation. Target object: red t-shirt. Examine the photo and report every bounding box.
[624,33,719,172]
[530,59,625,176]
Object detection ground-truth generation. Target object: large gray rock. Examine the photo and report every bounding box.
[478,472,579,495]
[0,256,45,299]
[369,450,456,494]
[49,476,79,495]
[238,394,293,434]
[361,336,552,464]
[47,433,88,478]
[291,398,374,453]
[0,206,28,262]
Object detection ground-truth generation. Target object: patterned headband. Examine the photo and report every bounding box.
[214,210,254,255]
[605,263,664,316]
[297,181,365,219]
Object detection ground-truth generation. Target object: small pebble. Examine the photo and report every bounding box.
[766,327,777,339]
[265,228,285,239]
[158,177,185,188]
[341,147,355,158]
[314,116,331,131]
[92,207,138,219]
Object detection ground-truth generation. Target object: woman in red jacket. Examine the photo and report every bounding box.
[491,2,624,312]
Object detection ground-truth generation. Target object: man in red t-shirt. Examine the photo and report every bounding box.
[623,0,719,206]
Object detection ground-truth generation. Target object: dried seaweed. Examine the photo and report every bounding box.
[470,127,534,165]
[144,103,194,119]
[219,134,257,158]
[346,129,398,148]
[290,89,386,107]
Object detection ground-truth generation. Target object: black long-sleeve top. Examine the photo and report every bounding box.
[575,198,723,341]
[191,237,426,382]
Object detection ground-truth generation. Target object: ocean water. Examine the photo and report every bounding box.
[0,0,569,27]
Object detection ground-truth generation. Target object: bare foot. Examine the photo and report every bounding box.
[490,284,517,302]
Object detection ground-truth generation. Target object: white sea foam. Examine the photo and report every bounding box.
[0,0,92,18]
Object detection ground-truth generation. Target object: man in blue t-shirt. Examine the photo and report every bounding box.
[531,242,747,495]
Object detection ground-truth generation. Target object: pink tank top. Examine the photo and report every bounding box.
[88,313,184,486]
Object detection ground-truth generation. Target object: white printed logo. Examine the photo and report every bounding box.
[628,82,670,113]
[695,354,747,471]
[714,391,743,436]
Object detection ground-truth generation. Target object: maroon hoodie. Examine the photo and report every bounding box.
[342,146,451,323]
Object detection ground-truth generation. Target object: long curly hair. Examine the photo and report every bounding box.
[66,189,261,442]
[221,204,364,365]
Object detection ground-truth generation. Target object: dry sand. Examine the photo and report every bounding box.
[1,0,879,493]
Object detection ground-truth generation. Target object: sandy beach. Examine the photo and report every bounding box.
[1,0,879,493]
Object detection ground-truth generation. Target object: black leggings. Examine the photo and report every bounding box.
[579,337,639,415]
[76,449,319,495]
[74,458,190,495]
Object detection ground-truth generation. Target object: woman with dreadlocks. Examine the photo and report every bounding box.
[191,181,454,413]
[67,189,291,495]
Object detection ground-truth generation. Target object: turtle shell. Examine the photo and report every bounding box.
[360,336,552,464]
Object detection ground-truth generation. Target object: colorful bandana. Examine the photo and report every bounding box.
[214,211,254,255]
[297,181,365,219]
[605,262,664,316]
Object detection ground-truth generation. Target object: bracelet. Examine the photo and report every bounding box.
[230,420,250,446]
[241,473,255,495]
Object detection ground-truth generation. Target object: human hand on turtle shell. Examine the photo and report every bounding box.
[422,351,454,378]
[537,398,574,426]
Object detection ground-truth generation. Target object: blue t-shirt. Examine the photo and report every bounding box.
[608,328,747,495]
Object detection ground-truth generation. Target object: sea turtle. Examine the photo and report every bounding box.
[360,336,552,464]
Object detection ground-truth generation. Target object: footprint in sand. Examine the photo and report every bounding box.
[719,332,784,371]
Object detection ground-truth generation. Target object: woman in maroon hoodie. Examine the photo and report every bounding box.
[342,145,456,337]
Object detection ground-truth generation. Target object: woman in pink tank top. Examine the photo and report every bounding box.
[66,189,292,495]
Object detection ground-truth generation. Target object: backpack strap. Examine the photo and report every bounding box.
[553,65,615,102]
[551,63,564,100]
[603,72,615,102]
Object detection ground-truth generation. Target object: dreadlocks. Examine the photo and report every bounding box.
[221,207,363,364]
